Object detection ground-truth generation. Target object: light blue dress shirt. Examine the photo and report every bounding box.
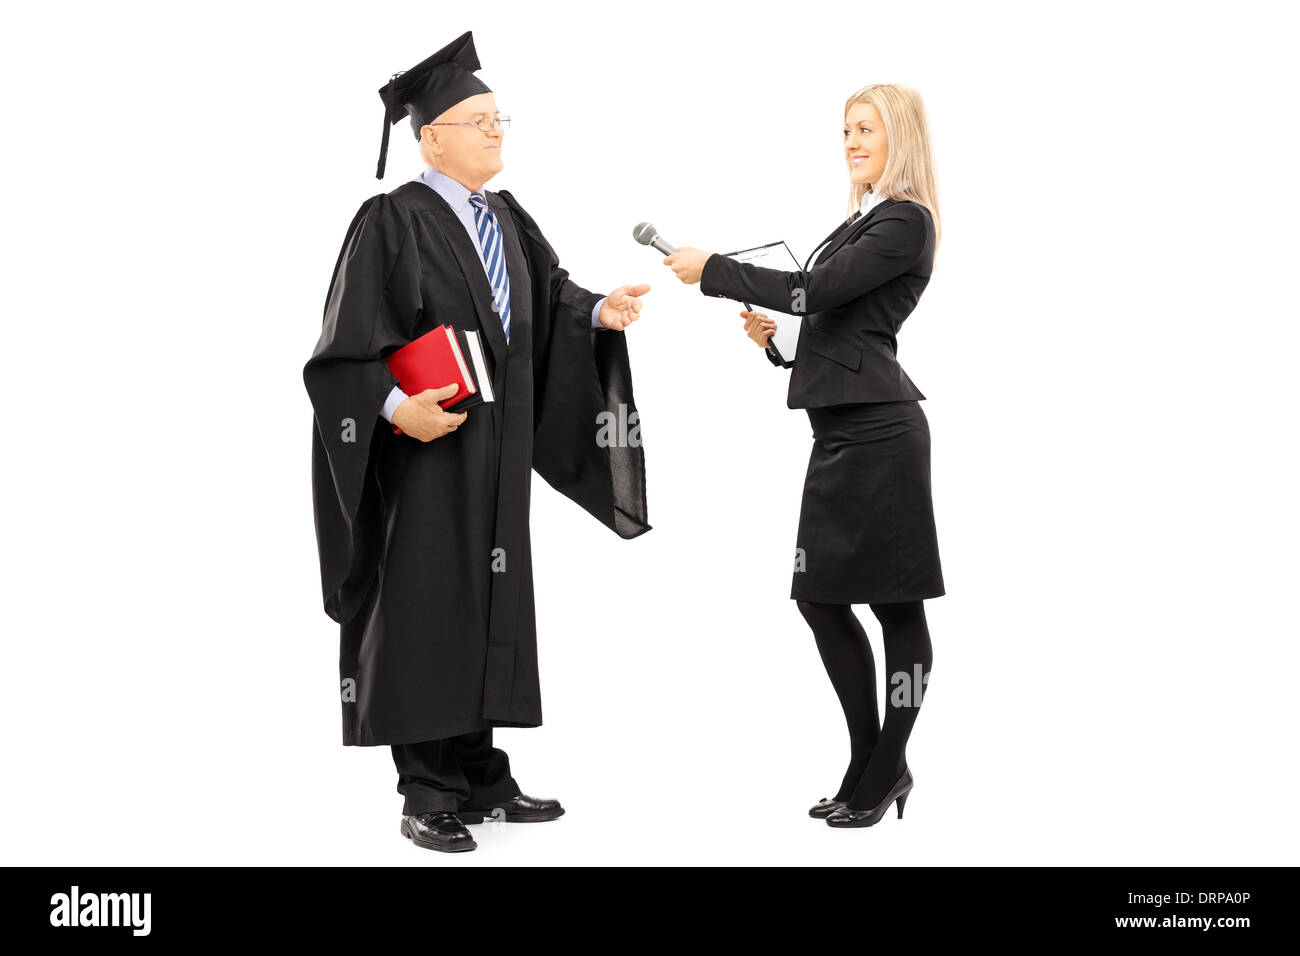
[381,164,608,422]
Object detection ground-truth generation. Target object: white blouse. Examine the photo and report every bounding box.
[859,187,888,216]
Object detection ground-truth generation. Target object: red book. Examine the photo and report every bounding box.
[384,325,494,434]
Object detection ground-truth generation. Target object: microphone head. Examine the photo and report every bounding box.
[632,222,658,246]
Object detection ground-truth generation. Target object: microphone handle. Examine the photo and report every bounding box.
[650,237,677,255]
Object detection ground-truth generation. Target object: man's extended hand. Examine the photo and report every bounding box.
[598,284,651,330]
[391,384,469,442]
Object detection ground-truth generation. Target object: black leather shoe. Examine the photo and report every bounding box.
[808,798,847,819]
[826,768,914,828]
[400,811,477,851]
[459,793,565,824]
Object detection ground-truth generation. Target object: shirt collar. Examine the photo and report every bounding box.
[860,187,888,215]
[415,164,477,213]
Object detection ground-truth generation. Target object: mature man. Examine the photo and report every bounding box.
[303,32,651,852]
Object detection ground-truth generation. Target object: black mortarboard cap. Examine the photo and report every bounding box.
[375,31,492,179]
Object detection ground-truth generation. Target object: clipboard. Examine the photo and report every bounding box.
[720,240,804,367]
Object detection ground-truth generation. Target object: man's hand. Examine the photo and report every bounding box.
[391,384,469,442]
[741,310,776,348]
[663,247,712,285]
[598,283,651,330]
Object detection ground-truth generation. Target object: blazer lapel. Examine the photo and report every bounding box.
[807,198,899,269]
[425,195,509,373]
[804,214,859,271]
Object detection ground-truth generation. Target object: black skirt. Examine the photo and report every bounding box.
[791,400,945,604]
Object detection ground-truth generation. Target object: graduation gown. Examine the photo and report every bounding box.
[304,181,650,746]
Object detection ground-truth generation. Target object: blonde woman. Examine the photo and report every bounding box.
[664,85,944,827]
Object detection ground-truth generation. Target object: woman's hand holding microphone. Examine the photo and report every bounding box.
[664,247,776,349]
[662,247,711,285]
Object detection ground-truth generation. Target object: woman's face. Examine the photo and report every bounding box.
[844,102,888,189]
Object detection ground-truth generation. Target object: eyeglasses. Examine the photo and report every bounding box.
[427,116,511,133]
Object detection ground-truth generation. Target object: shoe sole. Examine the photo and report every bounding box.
[826,816,884,828]
[459,807,566,825]
[400,818,478,852]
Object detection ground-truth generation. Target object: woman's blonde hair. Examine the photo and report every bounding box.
[844,84,941,253]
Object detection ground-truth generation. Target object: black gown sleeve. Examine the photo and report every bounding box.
[497,189,651,541]
[700,204,929,315]
[303,194,421,623]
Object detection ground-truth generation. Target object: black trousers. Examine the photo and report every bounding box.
[391,729,522,815]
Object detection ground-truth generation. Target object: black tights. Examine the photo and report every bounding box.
[796,599,933,810]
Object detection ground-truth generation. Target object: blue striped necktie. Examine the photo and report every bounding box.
[468,192,512,342]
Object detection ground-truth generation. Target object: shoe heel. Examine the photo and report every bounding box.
[896,792,908,819]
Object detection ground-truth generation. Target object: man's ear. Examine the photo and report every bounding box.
[420,125,441,155]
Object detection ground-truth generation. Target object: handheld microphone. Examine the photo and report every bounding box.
[632,222,677,256]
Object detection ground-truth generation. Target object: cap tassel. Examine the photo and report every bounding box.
[375,71,404,180]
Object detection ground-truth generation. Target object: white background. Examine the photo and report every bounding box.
[3,0,1297,865]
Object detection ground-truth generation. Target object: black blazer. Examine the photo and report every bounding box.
[699,198,935,408]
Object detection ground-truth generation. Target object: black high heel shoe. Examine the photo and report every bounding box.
[808,798,847,819]
[825,768,913,828]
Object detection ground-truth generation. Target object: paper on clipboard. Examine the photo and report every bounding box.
[723,240,804,366]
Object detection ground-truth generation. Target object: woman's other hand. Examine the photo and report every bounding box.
[663,247,712,284]
[741,310,776,348]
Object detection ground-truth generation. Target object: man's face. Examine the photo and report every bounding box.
[423,92,504,188]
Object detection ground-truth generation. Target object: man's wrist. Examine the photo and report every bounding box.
[381,385,409,422]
